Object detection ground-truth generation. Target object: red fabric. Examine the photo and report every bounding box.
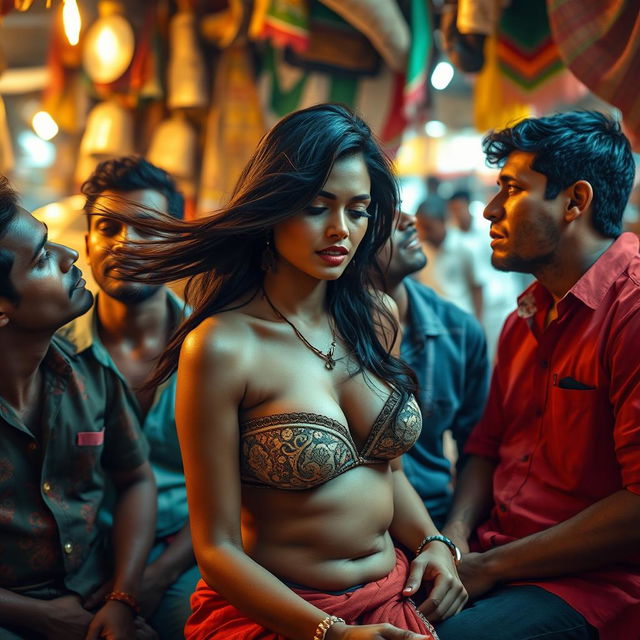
[465,232,640,639]
[185,548,437,639]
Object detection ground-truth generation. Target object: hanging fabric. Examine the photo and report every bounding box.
[547,0,640,151]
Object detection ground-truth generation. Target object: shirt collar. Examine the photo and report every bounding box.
[403,278,447,337]
[569,232,639,310]
[515,232,639,320]
[59,288,188,375]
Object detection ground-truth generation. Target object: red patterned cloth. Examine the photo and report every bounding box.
[185,548,438,639]
[547,0,640,150]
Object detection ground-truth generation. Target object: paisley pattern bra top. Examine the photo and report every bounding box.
[239,389,422,490]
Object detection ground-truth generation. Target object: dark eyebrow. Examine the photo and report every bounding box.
[31,226,48,263]
[497,172,518,184]
[317,190,371,201]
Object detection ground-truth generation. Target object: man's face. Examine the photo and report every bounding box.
[448,198,472,231]
[378,211,426,281]
[417,215,446,248]
[86,188,167,304]
[484,151,565,273]
[0,208,92,331]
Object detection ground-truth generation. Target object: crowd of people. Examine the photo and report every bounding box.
[0,105,638,640]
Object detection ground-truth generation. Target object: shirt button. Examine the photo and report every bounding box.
[28,442,38,452]
[64,542,73,554]
[521,454,530,462]
[499,504,507,512]
[535,409,543,417]
[541,360,548,368]
[42,482,51,494]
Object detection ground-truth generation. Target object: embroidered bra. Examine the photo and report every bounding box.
[239,389,421,490]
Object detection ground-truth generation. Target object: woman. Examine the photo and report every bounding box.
[110,104,466,640]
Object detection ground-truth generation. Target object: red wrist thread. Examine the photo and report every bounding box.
[104,590,140,614]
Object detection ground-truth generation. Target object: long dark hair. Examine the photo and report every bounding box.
[104,103,416,394]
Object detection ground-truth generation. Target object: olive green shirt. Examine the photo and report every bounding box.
[0,336,148,598]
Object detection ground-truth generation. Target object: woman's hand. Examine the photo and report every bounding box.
[326,621,431,639]
[402,543,467,622]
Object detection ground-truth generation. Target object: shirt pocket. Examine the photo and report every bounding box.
[76,428,105,446]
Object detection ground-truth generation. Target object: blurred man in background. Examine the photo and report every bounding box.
[59,157,198,640]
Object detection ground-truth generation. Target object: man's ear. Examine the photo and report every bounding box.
[565,180,593,223]
[0,298,12,328]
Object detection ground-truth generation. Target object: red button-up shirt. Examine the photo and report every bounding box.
[465,232,640,639]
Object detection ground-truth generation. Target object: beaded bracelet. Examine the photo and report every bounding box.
[104,590,140,615]
[313,615,345,640]
[415,534,462,565]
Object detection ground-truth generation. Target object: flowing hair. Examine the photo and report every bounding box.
[101,104,417,394]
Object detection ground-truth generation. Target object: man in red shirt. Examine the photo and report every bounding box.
[436,111,640,640]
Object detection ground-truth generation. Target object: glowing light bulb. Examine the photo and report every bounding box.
[96,25,118,65]
[431,61,454,91]
[424,121,447,138]
[63,0,81,46]
[32,111,59,141]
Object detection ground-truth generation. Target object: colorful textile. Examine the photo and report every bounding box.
[199,44,266,213]
[0,336,148,598]
[473,0,586,132]
[319,0,410,73]
[185,548,437,639]
[547,0,640,151]
[465,233,640,639]
[497,0,563,91]
[404,0,432,119]
[259,0,310,52]
[282,2,381,77]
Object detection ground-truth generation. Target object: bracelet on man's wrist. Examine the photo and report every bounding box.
[104,590,140,615]
[415,534,462,565]
[313,615,345,640]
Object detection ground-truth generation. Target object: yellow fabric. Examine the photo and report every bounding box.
[198,45,266,215]
[474,35,531,132]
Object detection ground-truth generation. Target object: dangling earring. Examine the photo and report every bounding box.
[261,236,277,272]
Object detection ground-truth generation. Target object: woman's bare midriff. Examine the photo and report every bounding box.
[240,464,398,591]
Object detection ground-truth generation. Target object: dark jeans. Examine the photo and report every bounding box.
[435,585,599,640]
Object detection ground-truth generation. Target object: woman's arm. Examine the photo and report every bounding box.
[377,294,466,621]
[389,458,467,622]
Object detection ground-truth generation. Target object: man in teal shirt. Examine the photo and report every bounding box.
[60,157,198,640]
[375,211,489,527]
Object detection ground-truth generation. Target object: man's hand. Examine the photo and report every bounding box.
[402,543,468,622]
[36,595,93,640]
[84,600,136,640]
[138,563,170,618]
[134,616,160,639]
[83,580,113,611]
[441,522,470,555]
[456,551,499,600]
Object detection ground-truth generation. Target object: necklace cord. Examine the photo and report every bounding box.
[262,289,337,370]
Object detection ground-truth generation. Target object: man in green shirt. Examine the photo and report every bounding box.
[0,175,157,639]
[60,156,199,640]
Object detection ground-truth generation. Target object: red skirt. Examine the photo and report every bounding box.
[185,548,438,639]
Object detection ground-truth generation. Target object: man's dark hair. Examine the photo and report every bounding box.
[482,111,635,238]
[81,156,184,229]
[449,190,471,203]
[0,176,20,304]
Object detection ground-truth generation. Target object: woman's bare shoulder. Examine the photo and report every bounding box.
[180,309,258,377]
